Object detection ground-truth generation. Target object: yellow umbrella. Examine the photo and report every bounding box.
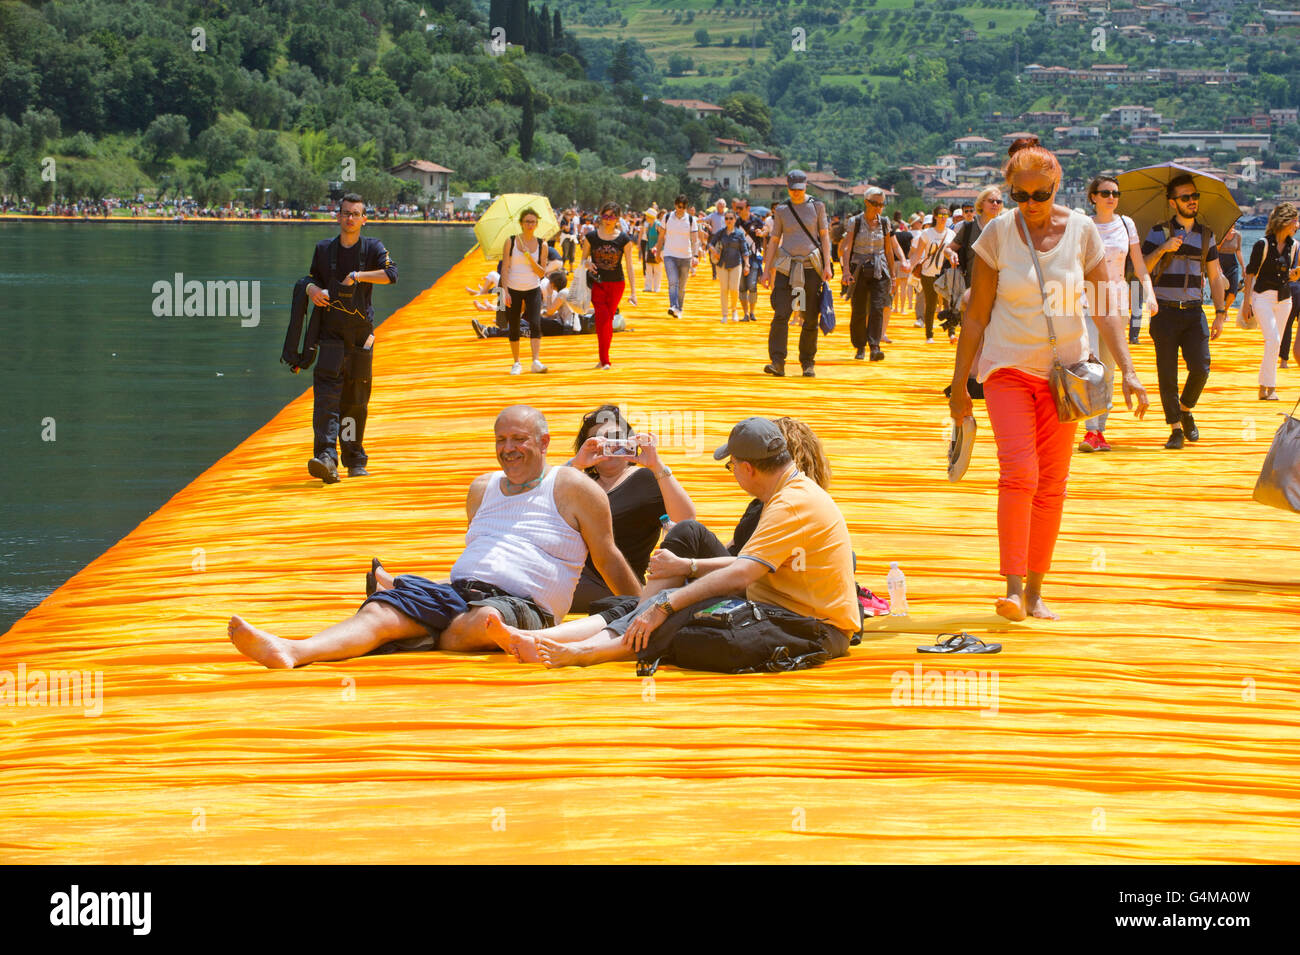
[473,193,560,261]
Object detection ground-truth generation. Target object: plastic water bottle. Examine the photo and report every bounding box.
[659,514,675,540]
[886,562,908,616]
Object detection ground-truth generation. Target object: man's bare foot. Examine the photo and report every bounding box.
[1025,596,1060,620]
[995,595,1027,622]
[536,637,589,668]
[228,615,298,669]
[373,561,395,593]
[479,609,541,662]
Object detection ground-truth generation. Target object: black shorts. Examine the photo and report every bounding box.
[364,577,554,653]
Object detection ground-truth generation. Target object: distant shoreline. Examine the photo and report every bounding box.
[0,215,477,226]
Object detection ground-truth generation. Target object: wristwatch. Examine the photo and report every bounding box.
[655,465,672,480]
[688,558,698,579]
[653,592,675,615]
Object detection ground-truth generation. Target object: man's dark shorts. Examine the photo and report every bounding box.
[363,576,554,653]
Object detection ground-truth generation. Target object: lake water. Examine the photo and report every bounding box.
[0,221,476,631]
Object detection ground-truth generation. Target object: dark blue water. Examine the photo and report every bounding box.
[0,222,475,631]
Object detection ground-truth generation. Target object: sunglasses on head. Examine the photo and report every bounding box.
[1173,192,1201,202]
[1093,189,1121,199]
[1010,186,1055,203]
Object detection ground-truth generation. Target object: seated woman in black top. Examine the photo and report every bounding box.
[567,404,697,613]
[1240,203,1300,401]
[642,416,833,596]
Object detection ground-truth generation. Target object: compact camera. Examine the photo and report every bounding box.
[598,436,639,458]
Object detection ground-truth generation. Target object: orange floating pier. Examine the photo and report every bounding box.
[2,250,1297,863]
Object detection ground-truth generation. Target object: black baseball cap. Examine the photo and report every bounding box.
[714,417,788,461]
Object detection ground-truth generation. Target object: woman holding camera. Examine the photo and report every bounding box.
[566,404,696,613]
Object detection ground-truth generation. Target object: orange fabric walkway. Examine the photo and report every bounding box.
[3,249,1297,863]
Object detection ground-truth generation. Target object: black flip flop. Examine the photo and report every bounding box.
[917,632,1002,654]
[365,557,384,598]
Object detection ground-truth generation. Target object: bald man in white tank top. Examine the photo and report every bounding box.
[228,406,641,667]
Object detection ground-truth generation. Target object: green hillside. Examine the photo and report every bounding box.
[3,0,1300,213]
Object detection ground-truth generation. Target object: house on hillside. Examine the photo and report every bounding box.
[953,135,993,153]
[686,152,756,193]
[662,99,725,120]
[746,177,789,204]
[804,170,853,202]
[1100,105,1162,127]
[389,159,454,207]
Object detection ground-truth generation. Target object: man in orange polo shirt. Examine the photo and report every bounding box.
[516,417,858,668]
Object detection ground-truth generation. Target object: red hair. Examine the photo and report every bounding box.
[1003,135,1062,184]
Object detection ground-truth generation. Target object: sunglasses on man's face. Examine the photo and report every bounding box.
[602,212,618,219]
[1010,186,1055,203]
[1093,189,1121,199]
[985,198,1004,206]
[1173,192,1201,202]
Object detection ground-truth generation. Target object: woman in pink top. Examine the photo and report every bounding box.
[948,137,1150,622]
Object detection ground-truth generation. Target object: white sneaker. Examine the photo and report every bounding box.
[531,360,547,374]
[510,362,522,375]
[914,318,925,327]
[720,315,728,324]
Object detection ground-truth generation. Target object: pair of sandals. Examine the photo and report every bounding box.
[917,632,1001,654]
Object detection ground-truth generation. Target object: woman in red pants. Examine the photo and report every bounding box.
[948,136,1150,623]
[582,202,638,369]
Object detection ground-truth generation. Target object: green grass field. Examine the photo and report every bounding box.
[563,0,1039,73]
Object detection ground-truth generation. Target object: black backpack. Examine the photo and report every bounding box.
[636,600,843,676]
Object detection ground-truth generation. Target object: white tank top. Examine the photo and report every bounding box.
[506,236,545,291]
[450,466,587,620]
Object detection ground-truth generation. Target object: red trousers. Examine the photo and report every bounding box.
[983,367,1077,578]
[591,279,624,366]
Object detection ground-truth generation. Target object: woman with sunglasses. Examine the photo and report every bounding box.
[948,137,1149,623]
[1239,202,1300,401]
[581,201,638,370]
[708,210,755,323]
[1080,175,1156,452]
[500,206,563,375]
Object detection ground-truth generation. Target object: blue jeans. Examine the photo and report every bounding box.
[664,256,691,311]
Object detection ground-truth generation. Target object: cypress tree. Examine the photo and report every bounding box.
[536,10,550,53]
[553,8,563,42]
[490,0,504,32]
[520,85,535,161]
[508,0,527,45]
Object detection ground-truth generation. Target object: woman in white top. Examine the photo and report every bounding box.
[500,207,561,375]
[910,206,959,342]
[948,137,1149,624]
[652,194,700,317]
[1080,175,1156,452]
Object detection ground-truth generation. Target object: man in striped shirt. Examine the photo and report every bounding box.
[1141,174,1229,450]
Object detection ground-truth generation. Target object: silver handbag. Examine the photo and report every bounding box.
[1018,211,1109,423]
[1253,395,1300,513]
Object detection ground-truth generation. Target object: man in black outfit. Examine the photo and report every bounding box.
[1140,175,1227,449]
[304,193,398,482]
